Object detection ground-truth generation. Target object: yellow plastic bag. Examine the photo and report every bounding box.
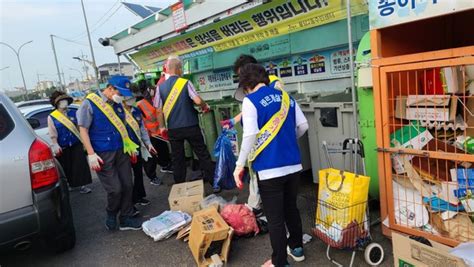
[316,168,370,228]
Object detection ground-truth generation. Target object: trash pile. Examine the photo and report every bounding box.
[390,65,474,243]
[141,180,267,266]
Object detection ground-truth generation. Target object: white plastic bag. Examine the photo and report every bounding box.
[200,194,236,211]
[393,181,429,228]
[142,211,191,241]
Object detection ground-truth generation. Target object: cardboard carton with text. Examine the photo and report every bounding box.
[188,206,233,267]
[168,180,204,215]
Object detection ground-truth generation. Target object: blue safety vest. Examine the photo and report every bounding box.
[159,76,199,129]
[246,86,301,172]
[88,93,125,152]
[50,109,80,148]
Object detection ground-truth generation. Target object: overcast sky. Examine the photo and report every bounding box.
[0,0,175,91]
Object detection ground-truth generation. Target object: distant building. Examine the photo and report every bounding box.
[98,62,134,83]
[35,80,54,92]
[5,88,24,98]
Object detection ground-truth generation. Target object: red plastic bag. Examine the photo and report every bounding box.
[220,204,259,236]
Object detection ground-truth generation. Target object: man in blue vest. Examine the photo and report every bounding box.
[77,76,141,231]
[153,56,215,184]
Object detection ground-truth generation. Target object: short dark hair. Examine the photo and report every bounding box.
[238,63,270,90]
[49,90,66,107]
[233,54,257,74]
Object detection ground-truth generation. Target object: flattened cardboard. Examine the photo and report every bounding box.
[395,95,458,122]
[168,180,204,215]
[188,207,233,267]
[392,232,467,267]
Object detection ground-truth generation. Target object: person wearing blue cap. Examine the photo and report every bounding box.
[77,75,142,231]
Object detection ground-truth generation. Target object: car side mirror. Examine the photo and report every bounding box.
[27,118,40,129]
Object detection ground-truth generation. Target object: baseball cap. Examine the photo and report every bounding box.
[107,75,133,97]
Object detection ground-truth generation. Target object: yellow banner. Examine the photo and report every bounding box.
[130,0,368,70]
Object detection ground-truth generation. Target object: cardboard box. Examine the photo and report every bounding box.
[188,207,233,267]
[168,180,204,215]
[395,95,458,122]
[392,232,467,267]
[390,124,433,174]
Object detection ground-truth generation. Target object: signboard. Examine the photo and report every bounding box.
[330,48,356,74]
[262,46,357,83]
[369,0,474,29]
[194,70,235,92]
[193,46,357,92]
[131,0,368,70]
[172,2,187,32]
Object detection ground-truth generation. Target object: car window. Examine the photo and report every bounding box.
[0,104,15,141]
[31,110,51,129]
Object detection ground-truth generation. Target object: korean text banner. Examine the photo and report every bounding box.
[130,0,368,70]
[369,0,474,30]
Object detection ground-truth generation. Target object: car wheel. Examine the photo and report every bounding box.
[46,220,76,253]
[43,180,76,253]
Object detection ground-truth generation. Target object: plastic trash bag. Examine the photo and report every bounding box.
[213,129,237,190]
[220,204,259,236]
[142,211,191,241]
[200,194,237,211]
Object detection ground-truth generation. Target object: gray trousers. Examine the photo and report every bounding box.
[97,150,133,218]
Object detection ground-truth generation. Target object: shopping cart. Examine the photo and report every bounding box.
[312,138,384,266]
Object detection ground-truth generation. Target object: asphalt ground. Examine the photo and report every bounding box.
[0,168,393,267]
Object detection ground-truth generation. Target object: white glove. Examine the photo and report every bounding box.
[88,153,103,171]
[52,143,62,156]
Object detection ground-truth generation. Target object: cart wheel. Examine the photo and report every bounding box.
[364,242,384,266]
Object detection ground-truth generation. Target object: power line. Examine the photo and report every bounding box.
[53,35,88,47]
[70,0,121,41]
[89,3,122,35]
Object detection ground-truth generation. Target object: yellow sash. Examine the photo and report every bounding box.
[124,108,141,142]
[248,89,291,162]
[268,75,280,84]
[50,110,81,141]
[163,78,188,121]
[87,93,139,155]
[124,108,153,161]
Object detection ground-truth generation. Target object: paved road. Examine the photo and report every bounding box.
[0,171,393,266]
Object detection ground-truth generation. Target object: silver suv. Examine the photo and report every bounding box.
[0,92,75,253]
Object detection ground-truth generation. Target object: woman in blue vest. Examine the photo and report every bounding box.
[48,90,92,194]
[233,64,309,267]
[122,89,156,210]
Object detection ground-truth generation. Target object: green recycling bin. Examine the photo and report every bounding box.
[198,106,218,160]
[356,32,379,199]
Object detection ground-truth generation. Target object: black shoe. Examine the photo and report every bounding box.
[137,198,150,206]
[132,206,140,217]
[150,177,162,186]
[105,214,118,230]
[160,165,173,174]
[119,217,142,231]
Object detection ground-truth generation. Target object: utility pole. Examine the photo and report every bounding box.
[61,69,66,92]
[0,41,33,101]
[80,0,100,90]
[50,35,64,91]
[346,0,359,138]
[117,55,122,75]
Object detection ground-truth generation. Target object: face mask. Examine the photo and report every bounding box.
[112,94,124,104]
[149,89,155,97]
[125,98,136,106]
[58,100,68,109]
